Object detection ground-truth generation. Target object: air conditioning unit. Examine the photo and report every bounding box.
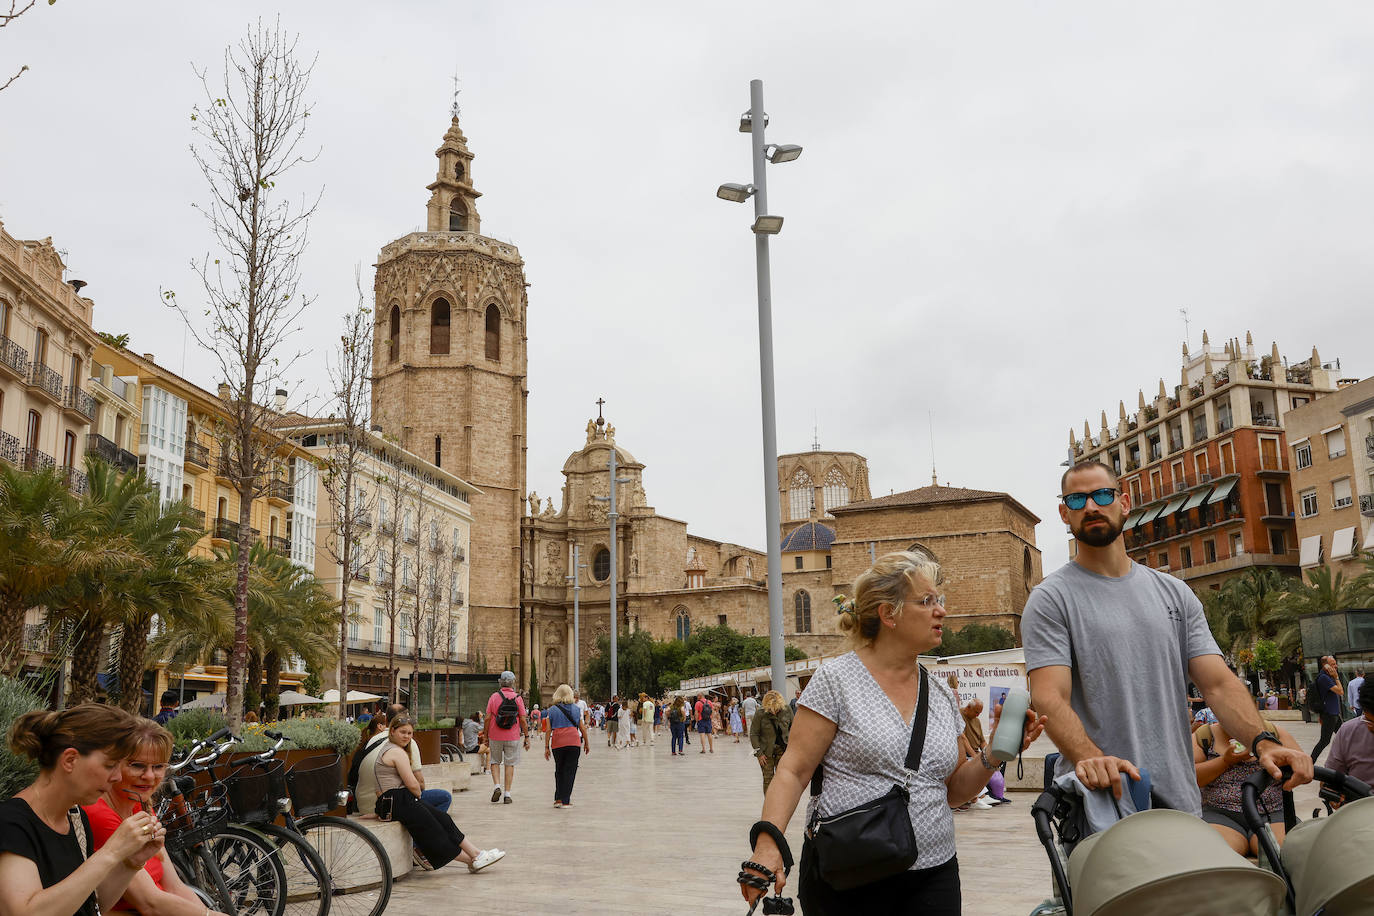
[1200,473,1213,483]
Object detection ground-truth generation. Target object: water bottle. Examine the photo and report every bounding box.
[989,687,1031,763]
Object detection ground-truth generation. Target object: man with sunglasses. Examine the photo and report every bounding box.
[1023,459,1312,815]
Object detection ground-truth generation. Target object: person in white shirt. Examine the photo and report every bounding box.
[574,691,591,727]
[742,692,759,720]
[1347,670,1366,718]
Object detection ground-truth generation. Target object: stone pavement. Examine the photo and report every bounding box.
[384,718,1333,915]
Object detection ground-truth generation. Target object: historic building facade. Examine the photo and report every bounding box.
[370,116,529,676]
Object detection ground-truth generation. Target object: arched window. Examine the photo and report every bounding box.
[794,590,812,633]
[24,409,40,451]
[788,467,813,521]
[430,298,450,355]
[822,467,849,514]
[454,161,465,181]
[448,197,467,231]
[484,304,500,360]
[593,547,611,582]
[216,496,227,520]
[675,607,691,641]
[388,305,400,362]
[434,434,442,468]
[906,544,936,564]
[1024,546,1034,590]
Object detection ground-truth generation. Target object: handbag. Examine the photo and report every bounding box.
[805,665,930,891]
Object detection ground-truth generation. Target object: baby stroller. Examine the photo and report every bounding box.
[1241,766,1374,916]
[1030,755,1374,916]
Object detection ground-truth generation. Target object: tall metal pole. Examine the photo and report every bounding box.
[749,78,789,700]
[570,544,581,691]
[607,447,619,698]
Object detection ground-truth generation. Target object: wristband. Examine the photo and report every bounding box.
[748,821,794,876]
[1250,730,1281,759]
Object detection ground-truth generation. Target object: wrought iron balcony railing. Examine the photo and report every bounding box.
[28,363,63,400]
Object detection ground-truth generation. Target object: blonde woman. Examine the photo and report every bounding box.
[737,551,1045,915]
[542,684,591,807]
[749,691,792,792]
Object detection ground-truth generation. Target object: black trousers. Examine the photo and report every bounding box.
[381,788,465,868]
[1311,712,1341,761]
[552,746,580,803]
[797,840,960,916]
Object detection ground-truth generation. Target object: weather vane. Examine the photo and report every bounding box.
[450,71,462,118]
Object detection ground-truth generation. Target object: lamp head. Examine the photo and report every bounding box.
[738,110,769,133]
[766,144,802,163]
[716,182,755,203]
[751,215,784,235]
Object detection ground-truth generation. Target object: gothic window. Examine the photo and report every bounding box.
[906,543,936,564]
[593,547,611,582]
[484,304,500,360]
[822,468,849,514]
[794,590,812,632]
[675,607,691,642]
[388,305,400,362]
[788,467,813,521]
[434,435,442,468]
[430,298,450,354]
[448,197,468,231]
[454,162,465,181]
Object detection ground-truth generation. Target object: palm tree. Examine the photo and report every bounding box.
[0,465,82,673]
[1279,566,1365,618]
[250,547,336,721]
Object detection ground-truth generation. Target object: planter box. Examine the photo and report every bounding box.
[411,729,442,763]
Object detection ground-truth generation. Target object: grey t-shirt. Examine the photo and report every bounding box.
[1022,561,1220,814]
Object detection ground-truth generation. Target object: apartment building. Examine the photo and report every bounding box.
[1285,376,1374,577]
[1068,331,1342,590]
[288,423,477,705]
[0,222,98,490]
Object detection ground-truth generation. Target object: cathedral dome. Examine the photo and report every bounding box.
[780,521,835,553]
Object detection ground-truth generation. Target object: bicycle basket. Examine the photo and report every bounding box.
[223,757,288,824]
[164,783,230,853]
[285,754,342,817]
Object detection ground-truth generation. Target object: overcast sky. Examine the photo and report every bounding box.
[3,2,1372,578]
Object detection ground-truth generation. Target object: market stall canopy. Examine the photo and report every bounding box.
[276,690,326,706]
[321,689,386,704]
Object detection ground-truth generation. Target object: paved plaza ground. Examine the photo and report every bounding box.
[387,717,1332,915]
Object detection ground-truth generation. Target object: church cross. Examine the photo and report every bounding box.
[595,397,606,424]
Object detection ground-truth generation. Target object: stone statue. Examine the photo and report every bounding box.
[606,424,615,443]
[522,558,533,583]
[527,491,540,517]
[630,552,639,575]
[542,497,554,517]
[745,558,754,578]
[585,419,597,443]
[544,647,560,683]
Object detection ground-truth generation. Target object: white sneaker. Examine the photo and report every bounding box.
[468,849,506,873]
[972,797,996,810]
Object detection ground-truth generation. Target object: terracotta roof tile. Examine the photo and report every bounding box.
[833,484,1014,512]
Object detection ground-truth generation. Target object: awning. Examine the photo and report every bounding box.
[1160,495,1189,517]
[1364,525,1374,551]
[1181,487,1213,511]
[321,689,386,704]
[1206,478,1239,505]
[276,690,326,706]
[1299,534,1323,568]
[1331,527,1357,560]
[1134,503,1166,527]
[1122,509,1145,530]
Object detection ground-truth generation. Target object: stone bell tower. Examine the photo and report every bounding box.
[371,111,529,675]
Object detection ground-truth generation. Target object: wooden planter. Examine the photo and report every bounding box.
[412,729,442,763]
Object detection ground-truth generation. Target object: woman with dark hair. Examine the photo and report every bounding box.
[84,719,225,915]
[0,705,165,916]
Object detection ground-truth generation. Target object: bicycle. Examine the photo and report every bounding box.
[162,729,288,916]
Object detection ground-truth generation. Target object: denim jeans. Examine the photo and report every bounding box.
[420,788,452,813]
[670,722,685,754]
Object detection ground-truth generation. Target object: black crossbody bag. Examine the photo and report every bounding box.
[804,665,930,891]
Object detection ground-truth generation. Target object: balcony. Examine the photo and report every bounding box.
[428,539,444,554]
[268,535,291,556]
[0,431,20,465]
[62,386,96,422]
[184,439,210,471]
[212,518,240,542]
[452,545,465,562]
[352,513,372,531]
[185,507,206,531]
[28,363,63,403]
[451,591,465,606]
[402,529,418,545]
[351,567,371,582]
[215,451,237,483]
[375,571,393,587]
[1253,414,1279,428]
[0,334,28,379]
[61,465,87,495]
[377,519,395,536]
[1256,455,1288,476]
[20,448,55,473]
[400,581,416,595]
[1367,434,1374,460]
[1361,494,1374,517]
[22,623,49,652]
[265,474,293,505]
[87,434,139,474]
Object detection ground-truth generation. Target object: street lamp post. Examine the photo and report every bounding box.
[593,404,631,697]
[565,544,587,691]
[717,78,801,700]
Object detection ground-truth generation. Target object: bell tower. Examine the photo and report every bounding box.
[371,110,529,677]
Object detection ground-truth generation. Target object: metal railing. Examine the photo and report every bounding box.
[185,507,206,530]
[451,591,465,606]
[352,513,372,530]
[0,431,20,464]
[453,546,465,561]
[22,623,48,652]
[400,581,416,595]
[61,465,87,494]
[29,363,63,400]
[1367,434,1374,460]
[212,518,239,541]
[266,476,293,502]
[62,385,96,420]
[21,448,55,472]
[351,566,371,582]
[1361,494,1374,517]
[268,535,291,555]
[0,334,29,376]
[184,439,210,468]
[86,434,139,473]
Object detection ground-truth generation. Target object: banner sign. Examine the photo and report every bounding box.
[926,660,1027,732]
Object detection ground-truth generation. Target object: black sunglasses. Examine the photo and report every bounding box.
[1061,487,1120,511]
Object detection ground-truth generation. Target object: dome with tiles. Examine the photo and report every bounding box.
[780,521,836,553]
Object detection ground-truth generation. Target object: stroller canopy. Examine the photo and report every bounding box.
[1068,809,1285,916]
[1286,796,1374,916]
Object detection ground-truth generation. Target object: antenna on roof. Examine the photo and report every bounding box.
[928,410,937,486]
[450,70,462,118]
[811,411,820,451]
[1179,308,1191,351]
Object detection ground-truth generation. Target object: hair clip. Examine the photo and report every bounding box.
[832,594,857,618]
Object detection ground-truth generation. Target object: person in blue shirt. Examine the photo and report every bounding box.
[1310,655,1345,762]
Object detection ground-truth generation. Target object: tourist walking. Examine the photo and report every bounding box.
[668,697,688,755]
[0,705,164,916]
[748,690,791,792]
[696,694,715,753]
[543,684,591,807]
[624,699,638,747]
[482,670,530,805]
[376,716,505,872]
[742,690,758,729]
[1311,655,1346,761]
[729,698,744,743]
[606,695,620,747]
[1024,459,1311,809]
[738,551,1043,914]
[640,694,656,746]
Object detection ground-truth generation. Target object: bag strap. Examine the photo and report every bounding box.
[810,665,930,798]
[68,808,87,859]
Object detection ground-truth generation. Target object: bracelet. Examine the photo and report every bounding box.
[748,821,794,875]
[978,747,998,772]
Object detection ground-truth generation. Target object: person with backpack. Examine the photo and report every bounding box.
[482,671,530,805]
[605,694,619,748]
[542,684,591,807]
[748,690,792,792]
[694,694,715,754]
[668,696,688,756]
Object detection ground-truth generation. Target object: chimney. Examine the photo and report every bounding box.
[217,382,230,400]
[274,388,287,412]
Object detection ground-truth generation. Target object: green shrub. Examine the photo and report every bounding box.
[436,717,455,729]
[0,676,47,802]
[165,708,228,749]
[234,719,361,758]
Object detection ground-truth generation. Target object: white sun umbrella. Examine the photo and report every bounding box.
[276,690,326,706]
[321,689,386,704]
[178,693,227,710]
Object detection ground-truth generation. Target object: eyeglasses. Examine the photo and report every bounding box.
[915,593,946,608]
[1060,487,1120,510]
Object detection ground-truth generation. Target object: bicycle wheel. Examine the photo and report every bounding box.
[199,824,289,916]
[296,815,393,916]
[254,822,331,916]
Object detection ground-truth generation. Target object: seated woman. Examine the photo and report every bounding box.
[84,719,225,915]
[375,716,505,872]
[0,705,165,916]
[1193,717,1299,856]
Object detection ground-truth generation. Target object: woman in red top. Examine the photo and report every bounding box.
[84,720,225,916]
[542,684,591,808]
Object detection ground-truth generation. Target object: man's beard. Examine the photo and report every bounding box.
[1074,515,1122,548]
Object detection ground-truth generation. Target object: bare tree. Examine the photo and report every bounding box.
[166,20,321,728]
[0,0,54,95]
[375,465,414,702]
[318,287,376,718]
[405,475,433,712]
